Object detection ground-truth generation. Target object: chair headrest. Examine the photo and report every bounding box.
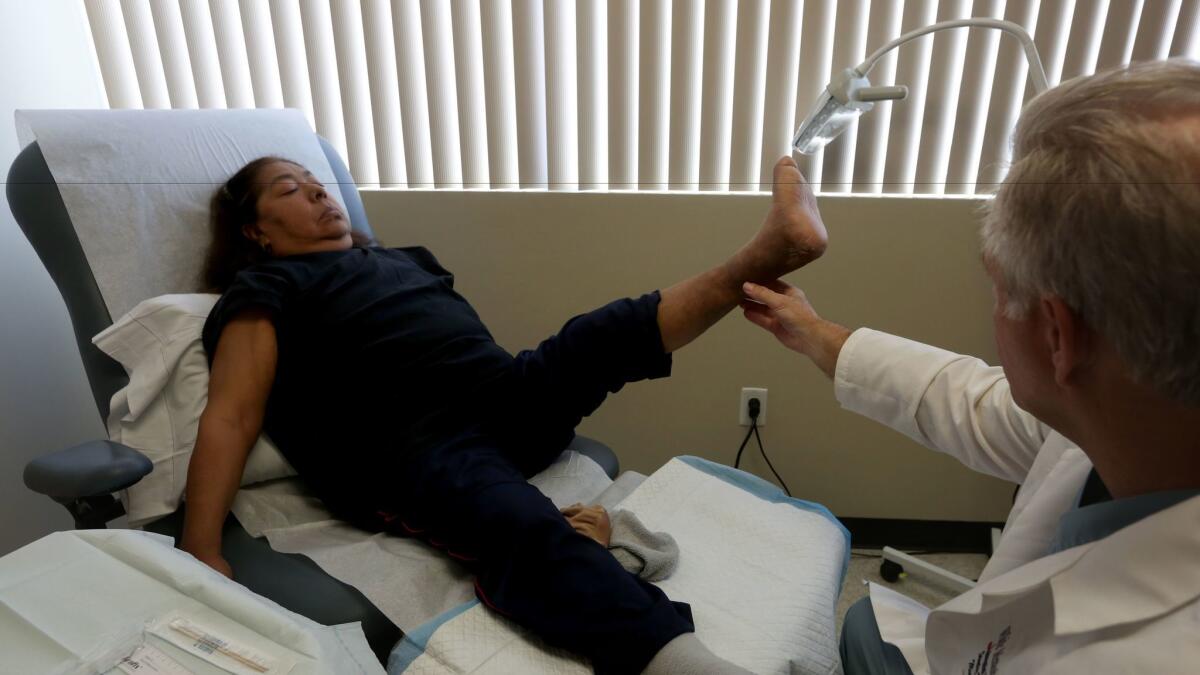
[15,108,347,318]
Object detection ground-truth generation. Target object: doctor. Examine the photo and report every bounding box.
[742,59,1200,674]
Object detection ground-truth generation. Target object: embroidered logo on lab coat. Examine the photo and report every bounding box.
[963,625,1011,675]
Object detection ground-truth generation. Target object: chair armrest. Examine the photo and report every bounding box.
[568,435,619,479]
[24,439,153,500]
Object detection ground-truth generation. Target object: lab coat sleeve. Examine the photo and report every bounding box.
[834,328,1050,484]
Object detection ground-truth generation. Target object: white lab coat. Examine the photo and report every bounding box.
[834,328,1200,674]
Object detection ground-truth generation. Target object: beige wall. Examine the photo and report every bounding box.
[362,189,1017,522]
[0,2,108,554]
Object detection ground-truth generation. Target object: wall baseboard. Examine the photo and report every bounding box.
[838,517,1004,554]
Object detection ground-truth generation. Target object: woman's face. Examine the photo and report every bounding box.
[247,161,352,257]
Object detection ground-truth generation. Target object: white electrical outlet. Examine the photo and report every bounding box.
[739,387,768,426]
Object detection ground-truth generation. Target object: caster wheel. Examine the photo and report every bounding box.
[880,559,904,583]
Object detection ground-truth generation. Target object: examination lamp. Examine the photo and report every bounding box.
[793,18,1050,155]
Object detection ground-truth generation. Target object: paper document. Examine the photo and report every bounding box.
[117,644,195,674]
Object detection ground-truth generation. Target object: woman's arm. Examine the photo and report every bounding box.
[181,309,277,577]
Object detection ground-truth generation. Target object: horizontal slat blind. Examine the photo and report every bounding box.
[86,0,1194,194]
[913,0,974,195]
[149,0,200,109]
[759,0,805,191]
[609,0,638,189]
[268,0,315,126]
[298,0,347,160]
[1094,0,1144,72]
[179,0,227,108]
[578,0,609,190]
[239,0,285,109]
[822,0,871,193]
[88,0,143,109]
[481,0,520,189]
[1170,0,1200,57]
[362,0,406,187]
[882,0,939,194]
[668,0,704,191]
[1059,0,1108,80]
[792,0,837,189]
[422,0,464,188]
[513,0,548,189]
[851,0,904,194]
[210,0,256,108]
[728,0,772,191]
[331,0,378,185]
[698,0,737,191]
[976,0,1040,191]
[451,0,490,189]
[1131,0,1181,62]
[394,0,434,188]
[944,0,1007,196]
[638,0,670,189]
[545,0,578,191]
[121,0,171,109]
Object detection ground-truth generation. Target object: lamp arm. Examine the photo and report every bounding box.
[857,18,1049,94]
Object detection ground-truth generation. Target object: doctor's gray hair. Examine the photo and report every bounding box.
[981,58,1200,405]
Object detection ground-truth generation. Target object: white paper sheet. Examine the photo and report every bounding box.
[869,581,932,674]
[0,530,381,675]
[14,109,345,318]
[392,457,850,675]
[231,451,617,634]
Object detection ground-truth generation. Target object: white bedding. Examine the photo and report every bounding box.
[389,457,851,675]
[94,294,297,526]
[230,450,628,634]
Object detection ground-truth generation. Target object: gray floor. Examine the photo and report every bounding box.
[836,549,989,633]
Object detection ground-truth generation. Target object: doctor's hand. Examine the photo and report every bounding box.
[741,281,852,379]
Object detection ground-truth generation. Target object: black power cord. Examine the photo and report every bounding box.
[734,398,792,497]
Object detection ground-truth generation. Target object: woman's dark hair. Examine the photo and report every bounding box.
[201,156,373,292]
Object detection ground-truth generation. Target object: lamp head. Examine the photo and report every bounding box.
[792,68,907,155]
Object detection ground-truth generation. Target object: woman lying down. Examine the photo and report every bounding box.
[183,154,827,674]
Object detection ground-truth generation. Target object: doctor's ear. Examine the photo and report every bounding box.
[1039,295,1092,387]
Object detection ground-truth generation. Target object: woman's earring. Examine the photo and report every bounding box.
[260,240,273,255]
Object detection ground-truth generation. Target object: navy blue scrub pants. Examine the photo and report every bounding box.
[379,292,695,674]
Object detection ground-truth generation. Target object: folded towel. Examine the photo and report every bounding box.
[608,509,679,582]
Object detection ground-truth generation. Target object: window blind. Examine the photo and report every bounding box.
[85,0,1197,194]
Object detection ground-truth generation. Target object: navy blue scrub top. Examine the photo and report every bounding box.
[202,246,516,517]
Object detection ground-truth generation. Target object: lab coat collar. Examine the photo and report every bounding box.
[933,495,1200,635]
[1049,493,1200,635]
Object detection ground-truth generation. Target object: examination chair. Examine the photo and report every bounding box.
[9,131,620,664]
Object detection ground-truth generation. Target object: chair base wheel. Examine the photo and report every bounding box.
[880,559,904,583]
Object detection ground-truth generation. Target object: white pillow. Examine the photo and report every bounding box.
[93,294,296,527]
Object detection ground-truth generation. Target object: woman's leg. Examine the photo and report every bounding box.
[393,442,695,674]
[498,157,826,469]
[657,156,827,352]
[500,291,673,472]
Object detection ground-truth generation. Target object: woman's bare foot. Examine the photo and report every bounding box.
[654,156,828,353]
[727,156,828,283]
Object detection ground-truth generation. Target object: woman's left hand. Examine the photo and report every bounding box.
[561,503,612,548]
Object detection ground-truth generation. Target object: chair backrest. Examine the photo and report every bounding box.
[6,135,372,423]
